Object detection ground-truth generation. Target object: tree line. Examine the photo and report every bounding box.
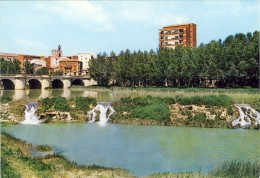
[0,59,61,75]
[89,31,259,88]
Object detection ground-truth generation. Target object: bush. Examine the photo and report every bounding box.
[164,97,175,104]
[35,145,52,151]
[0,97,12,103]
[52,97,70,111]
[130,96,171,122]
[227,106,234,115]
[74,96,96,111]
[120,97,132,104]
[39,97,53,111]
[193,113,206,121]
[177,95,234,107]
[132,96,149,106]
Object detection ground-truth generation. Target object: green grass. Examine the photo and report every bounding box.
[35,145,52,151]
[176,95,234,107]
[114,96,171,123]
[209,160,260,178]
[1,157,21,178]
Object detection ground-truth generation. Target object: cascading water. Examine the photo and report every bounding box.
[88,102,115,126]
[232,104,260,128]
[20,102,42,125]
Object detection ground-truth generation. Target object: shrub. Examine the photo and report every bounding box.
[35,145,52,151]
[131,103,170,122]
[193,113,206,121]
[39,97,53,111]
[74,96,96,111]
[130,96,170,122]
[164,97,175,104]
[227,106,234,115]
[52,97,70,111]
[177,95,234,107]
[120,97,132,104]
[0,97,12,103]
[132,96,149,106]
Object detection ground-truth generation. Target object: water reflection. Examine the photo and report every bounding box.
[0,89,100,102]
[0,88,259,104]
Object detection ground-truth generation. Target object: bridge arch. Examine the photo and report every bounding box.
[28,79,42,89]
[52,79,64,88]
[71,79,84,86]
[1,79,15,90]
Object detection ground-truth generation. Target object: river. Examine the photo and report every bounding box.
[0,88,259,103]
[1,88,260,176]
[2,123,260,176]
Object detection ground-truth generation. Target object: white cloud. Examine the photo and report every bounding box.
[155,14,189,27]
[115,1,189,28]
[36,1,115,31]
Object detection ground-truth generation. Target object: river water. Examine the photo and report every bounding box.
[2,123,260,176]
[1,88,260,176]
[0,88,259,103]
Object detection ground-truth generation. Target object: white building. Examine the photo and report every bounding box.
[30,58,46,70]
[78,52,97,75]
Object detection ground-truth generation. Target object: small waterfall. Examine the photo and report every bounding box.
[20,102,42,125]
[88,102,115,126]
[232,104,260,128]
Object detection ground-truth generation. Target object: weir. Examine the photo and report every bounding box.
[88,102,115,126]
[20,102,42,125]
[232,104,260,128]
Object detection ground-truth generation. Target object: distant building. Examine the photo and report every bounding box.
[159,23,196,49]
[0,52,18,61]
[51,44,63,58]
[0,52,45,69]
[50,45,63,70]
[30,58,46,70]
[44,56,51,69]
[59,57,83,76]
[78,52,97,75]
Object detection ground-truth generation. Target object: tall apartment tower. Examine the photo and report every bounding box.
[159,23,196,49]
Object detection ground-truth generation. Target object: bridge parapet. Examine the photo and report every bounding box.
[0,74,95,89]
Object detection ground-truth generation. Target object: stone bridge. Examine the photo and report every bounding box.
[0,75,97,89]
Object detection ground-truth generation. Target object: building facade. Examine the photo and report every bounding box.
[159,23,196,49]
[59,57,83,76]
[78,52,97,75]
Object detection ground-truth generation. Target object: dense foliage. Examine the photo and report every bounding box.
[39,96,97,114]
[113,96,171,123]
[0,58,21,74]
[89,31,259,88]
[176,95,234,107]
[39,97,70,112]
[24,61,35,75]
[73,96,97,113]
[35,67,49,75]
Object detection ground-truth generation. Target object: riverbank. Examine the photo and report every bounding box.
[1,132,134,178]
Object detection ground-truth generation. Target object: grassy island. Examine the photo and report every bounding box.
[1,92,259,129]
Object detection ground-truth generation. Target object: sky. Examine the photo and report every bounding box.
[0,0,259,56]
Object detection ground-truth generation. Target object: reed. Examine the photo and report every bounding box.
[209,160,260,178]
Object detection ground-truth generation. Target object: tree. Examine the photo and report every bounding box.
[24,61,34,75]
[35,67,49,75]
